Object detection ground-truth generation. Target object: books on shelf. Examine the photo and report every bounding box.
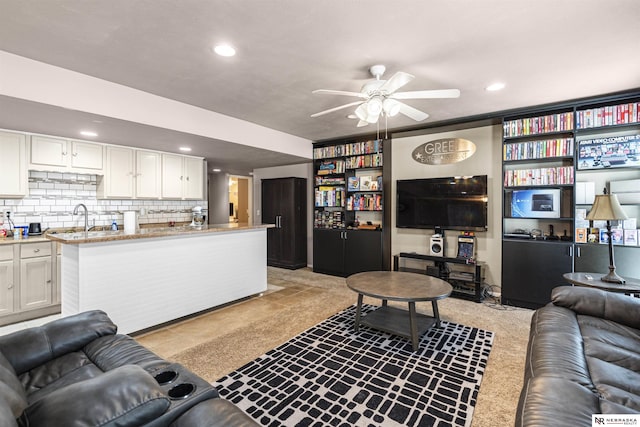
[346,193,382,211]
[313,144,345,159]
[344,153,383,169]
[314,210,344,229]
[314,186,344,207]
[317,160,345,175]
[504,166,574,186]
[347,177,360,191]
[503,138,574,161]
[315,176,345,186]
[503,112,574,137]
[344,140,382,156]
[576,102,640,129]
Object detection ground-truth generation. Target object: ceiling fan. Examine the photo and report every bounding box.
[311,65,460,127]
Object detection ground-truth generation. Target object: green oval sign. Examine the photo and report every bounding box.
[412,138,476,165]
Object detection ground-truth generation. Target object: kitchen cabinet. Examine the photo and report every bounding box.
[99,147,163,199]
[19,242,53,311]
[29,135,104,174]
[313,229,382,277]
[100,146,136,198]
[0,131,28,198]
[162,154,204,200]
[262,177,307,269]
[0,246,15,316]
[136,150,162,198]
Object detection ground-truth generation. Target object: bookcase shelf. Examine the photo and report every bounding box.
[313,138,390,276]
[502,93,640,309]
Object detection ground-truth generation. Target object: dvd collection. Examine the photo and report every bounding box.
[576,102,640,129]
[503,138,574,161]
[504,166,574,186]
[346,193,382,211]
[503,112,574,138]
[313,139,382,160]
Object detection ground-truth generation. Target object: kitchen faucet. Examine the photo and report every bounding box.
[73,203,89,233]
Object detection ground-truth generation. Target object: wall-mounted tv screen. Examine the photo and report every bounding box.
[510,189,561,218]
[396,175,488,231]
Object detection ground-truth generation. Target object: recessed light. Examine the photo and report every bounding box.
[213,44,236,57]
[485,82,505,92]
[80,130,98,137]
[212,168,221,172]
[179,146,192,152]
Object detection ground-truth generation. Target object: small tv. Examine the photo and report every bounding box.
[510,189,560,218]
[396,175,488,231]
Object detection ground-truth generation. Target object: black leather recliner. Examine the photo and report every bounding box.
[515,286,640,426]
[0,310,259,427]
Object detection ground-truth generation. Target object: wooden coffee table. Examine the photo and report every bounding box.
[346,271,452,351]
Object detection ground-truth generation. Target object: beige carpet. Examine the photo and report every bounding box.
[142,267,533,427]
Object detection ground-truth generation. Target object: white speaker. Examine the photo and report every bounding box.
[430,235,444,257]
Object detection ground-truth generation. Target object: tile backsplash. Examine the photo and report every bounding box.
[0,171,207,230]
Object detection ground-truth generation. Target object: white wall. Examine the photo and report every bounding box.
[391,125,503,289]
[253,163,313,266]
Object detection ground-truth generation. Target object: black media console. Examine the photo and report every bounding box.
[393,252,485,303]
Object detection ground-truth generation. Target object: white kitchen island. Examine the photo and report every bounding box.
[48,224,271,334]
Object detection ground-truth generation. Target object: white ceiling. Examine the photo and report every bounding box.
[1,0,639,174]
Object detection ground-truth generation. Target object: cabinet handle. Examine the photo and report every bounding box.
[62,151,68,156]
[576,246,581,257]
[46,280,52,284]
[186,176,190,181]
[34,249,40,253]
[7,284,12,289]
[72,152,78,157]
[180,176,184,180]
[568,246,573,257]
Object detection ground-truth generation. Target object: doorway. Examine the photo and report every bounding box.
[228,175,251,223]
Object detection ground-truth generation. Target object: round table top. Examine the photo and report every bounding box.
[346,271,452,302]
[563,272,640,292]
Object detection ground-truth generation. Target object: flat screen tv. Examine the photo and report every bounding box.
[396,175,488,231]
[510,188,560,218]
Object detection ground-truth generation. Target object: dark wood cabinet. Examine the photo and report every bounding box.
[313,229,382,277]
[575,244,640,279]
[262,177,307,269]
[502,240,574,309]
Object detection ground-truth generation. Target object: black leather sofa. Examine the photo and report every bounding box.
[516,286,640,426]
[0,310,259,427]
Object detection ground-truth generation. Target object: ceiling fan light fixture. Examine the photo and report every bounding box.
[354,103,368,121]
[366,97,383,117]
[382,99,401,117]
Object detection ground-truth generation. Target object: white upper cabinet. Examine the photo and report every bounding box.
[161,154,204,200]
[99,147,163,199]
[0,131,28,197]
[135,150,162,199]
[99,146,136,198]
[29,135,104,174]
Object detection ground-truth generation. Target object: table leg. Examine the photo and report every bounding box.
[382,299,388,307]
[354,293,363,332]
[408,301,419,352]
[432,300,441,327]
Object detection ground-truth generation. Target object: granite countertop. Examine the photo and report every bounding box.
[0,235,51,245]
[45,223,274,244]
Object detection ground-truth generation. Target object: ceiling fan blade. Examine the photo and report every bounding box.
[379,72,414,94]
[398,102,429,121]
[356,120,369,127]
[312,89,367,98]
[392,89,461,99]
[310,101,363,118]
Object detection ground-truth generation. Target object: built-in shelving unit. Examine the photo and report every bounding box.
[501,94,640,309]
[312,138,390,277]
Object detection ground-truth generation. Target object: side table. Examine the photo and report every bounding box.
[562,272,640,293]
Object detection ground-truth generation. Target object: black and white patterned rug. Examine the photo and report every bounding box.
[215,304,494,427]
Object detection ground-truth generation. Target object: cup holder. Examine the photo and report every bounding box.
[154,370,179,385]
[168,383,196,400]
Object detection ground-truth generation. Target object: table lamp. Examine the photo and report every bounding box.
[586,192,628,284]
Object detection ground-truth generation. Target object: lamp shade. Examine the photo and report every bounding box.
[586,194,628,221]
